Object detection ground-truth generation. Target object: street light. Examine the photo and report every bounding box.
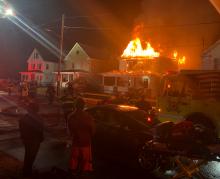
[4,7,14,16]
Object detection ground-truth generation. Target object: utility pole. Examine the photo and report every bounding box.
[57,14,65,96]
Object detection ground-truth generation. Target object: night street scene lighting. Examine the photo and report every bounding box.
[2,0,220,179]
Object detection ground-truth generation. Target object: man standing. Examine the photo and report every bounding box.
[60,90,76,129]
[19,102,44,177]
[68,98,95,177]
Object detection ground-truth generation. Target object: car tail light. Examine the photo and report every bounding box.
[147,117,152,123]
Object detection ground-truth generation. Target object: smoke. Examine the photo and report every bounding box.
[135,0,220,69]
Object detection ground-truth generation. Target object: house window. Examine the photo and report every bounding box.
[72,63,75,69]
[46,64,49,70]
[31,74,35,80]
[40,76,43,81]
[34,53,39,59]
[69,74,74,81]
[62,74,68,82]
[76,50,79,55]
[32,64,35,70]
[38,64,42,70]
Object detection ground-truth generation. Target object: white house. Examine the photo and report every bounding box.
[202,40,220,70]
[20,48,58,85]
[56,43,115,87]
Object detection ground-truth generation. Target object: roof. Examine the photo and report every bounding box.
[28,42,59,63]
[77,43,110,60]
[202,39,220,55]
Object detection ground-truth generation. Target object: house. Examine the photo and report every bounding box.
[101,70,160,98]
[202,40,220,70]
[20,48,58,85]
[56,43,116,87]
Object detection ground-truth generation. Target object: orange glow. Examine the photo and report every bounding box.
[173,51,178,59]
[172,50,186,65]
[121,38,160,58]
[178,56,186,65]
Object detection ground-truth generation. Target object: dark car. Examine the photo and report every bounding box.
[86,104,159,169]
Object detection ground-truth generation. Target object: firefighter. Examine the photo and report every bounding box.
[46,85,56,104]
[28,81,37,98]
[21,82,29,102]
[7,82,13,96]
[68,98,95,177]
[60,90,76,129]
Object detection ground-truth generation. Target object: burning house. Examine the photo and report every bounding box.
[102,37,186,98]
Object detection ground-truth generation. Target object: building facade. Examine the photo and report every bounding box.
[202,40,220,70]
[20,48,58,85]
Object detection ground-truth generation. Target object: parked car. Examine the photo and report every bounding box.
[86,104,159,169]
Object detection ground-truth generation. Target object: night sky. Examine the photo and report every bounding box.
[0,0,220,79]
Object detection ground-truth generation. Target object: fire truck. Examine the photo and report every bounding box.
[157,70,220,139]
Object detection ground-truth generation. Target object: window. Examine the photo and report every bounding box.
[62,74,68,82]
[46,64,49,70]
[76,50,79,55]
[117,77,128,87]
[31,74,35,80]
[69,74,74,81]
[32,64,35,70]
[33,52,39,59]
[38,64,42,70]
[72,63,75,69]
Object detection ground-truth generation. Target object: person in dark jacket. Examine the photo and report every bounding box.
[19,102,44,177]
[46,85,56,104]
[68,97,95,177]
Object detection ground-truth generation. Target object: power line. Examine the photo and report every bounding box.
[143,21,220,29]
[64,13,112,20]
[64,25,112,31]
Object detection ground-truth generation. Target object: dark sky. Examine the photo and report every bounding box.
[0,0,220,78]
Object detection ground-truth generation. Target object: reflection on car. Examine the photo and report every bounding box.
[86,104,158,169]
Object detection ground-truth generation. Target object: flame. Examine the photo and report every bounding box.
[173,51,178,59]
[121,38,160,58]
[178,56,186,65]
[172,50,186,65]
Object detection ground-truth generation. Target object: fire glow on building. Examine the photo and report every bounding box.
[120,37,186,74]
